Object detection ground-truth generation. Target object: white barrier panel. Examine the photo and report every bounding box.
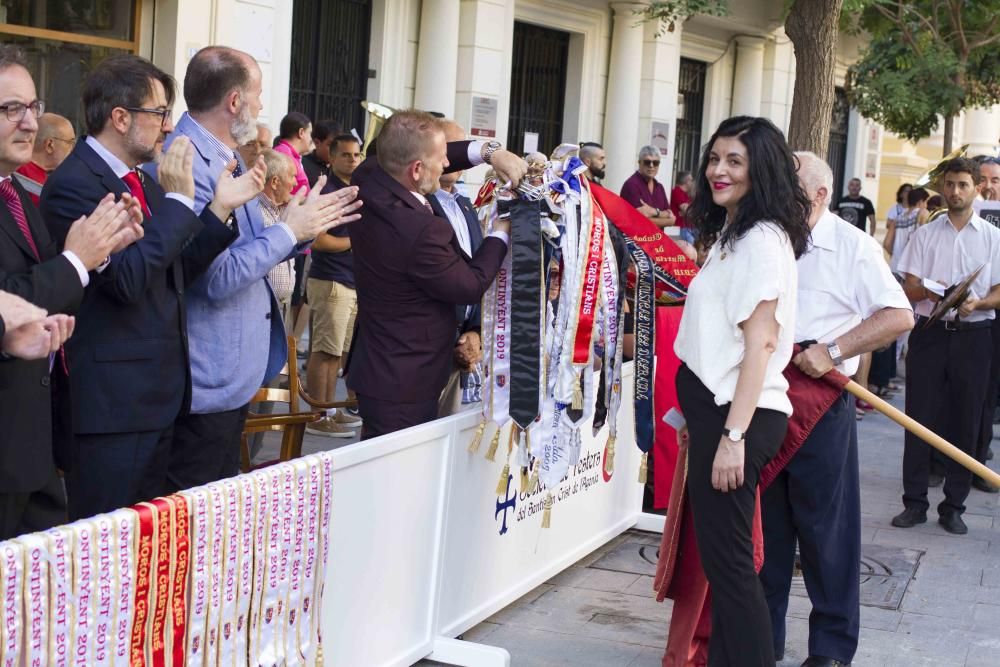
[321,365,645,666]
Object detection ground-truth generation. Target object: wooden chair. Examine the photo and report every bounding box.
[239,337,324,472]
[287,336,359,414]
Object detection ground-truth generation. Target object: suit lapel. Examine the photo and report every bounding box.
[15,180,55,261]
[427,190,471,261]
[0,182,38,262]
[457,195,484,252]
[74,139,130,201]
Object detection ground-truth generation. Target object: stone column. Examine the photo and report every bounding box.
[413,0,461,117]
[603,2,646,191]
[731,35,766,117]
[962,105,1000,157]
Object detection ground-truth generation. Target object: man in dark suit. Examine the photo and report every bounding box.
[348,109,527,438]
[40,54,267,520]
[0,45,141,538]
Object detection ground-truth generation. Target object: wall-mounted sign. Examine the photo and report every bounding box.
[470,96,499,138]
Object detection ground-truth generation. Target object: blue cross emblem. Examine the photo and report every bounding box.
[494,474,516,535]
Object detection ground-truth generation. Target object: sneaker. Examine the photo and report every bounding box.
[333,410,362,427]
[306,417,356,438]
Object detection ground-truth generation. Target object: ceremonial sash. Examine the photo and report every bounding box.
[284,462,309,665]
[110,511,136,667]
[70,520,98,666]
[248,472,270,665]
[507,198,545,431]
[18,534,48,667]
[92,515,117,666]
[553,196,582,407]
[205,486,226,663]
[130,504,156,667]
[485,245,513,459]
[182,489,210,666]
[235,476,257,665]
[297,459,322,662]
[571,185,606,369]
[313,455,334,663]
[0,540,24,667]
[147,499,175,667]
[218,481,241,666]
[257,468,285,665]
[627,238,657,460]
[44,526,73,667]
[168,497,189,667]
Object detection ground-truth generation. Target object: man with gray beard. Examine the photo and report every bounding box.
[156,46,362,489]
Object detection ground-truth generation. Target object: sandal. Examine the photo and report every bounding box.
[856,399,875,412]
[856,408,865,421]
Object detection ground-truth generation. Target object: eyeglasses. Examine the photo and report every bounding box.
[641,159,660,168]
[0,100,44,123]
[122,106,172,127]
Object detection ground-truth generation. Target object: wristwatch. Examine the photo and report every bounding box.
[723,427,744,443]
[826,342,843,366]
[480,140,502,165]
[654,208,661,217]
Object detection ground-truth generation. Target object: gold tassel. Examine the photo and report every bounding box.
[572,380,583,410]
[604,435,616,476]
[529,464,539,492]
[638,452,648,484]
[467,419,487,454]
[541,492,553,529]
[519,467,530,494]
[485,426,501,462]
[496,463,511,495]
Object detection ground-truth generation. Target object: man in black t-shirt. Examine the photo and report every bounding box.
[834,177,877,235]
[304,134,364,438]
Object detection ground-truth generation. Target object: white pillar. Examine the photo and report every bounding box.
[962,105,1000,157]
[603,2,646,192]
[731,36,766,117]
[413,0,461,117]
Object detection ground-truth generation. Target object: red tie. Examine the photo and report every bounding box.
[122,170,150,217]
[0,179,39,261]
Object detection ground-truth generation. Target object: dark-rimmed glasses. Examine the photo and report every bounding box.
[122,107,172,127]
[0,100,44,123]
[641,159,660,167]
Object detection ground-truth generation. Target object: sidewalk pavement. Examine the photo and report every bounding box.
[429,388,1000,666]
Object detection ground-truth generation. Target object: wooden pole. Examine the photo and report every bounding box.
[846,380,1000,488]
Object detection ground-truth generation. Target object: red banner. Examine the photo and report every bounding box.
[652,306,685,509]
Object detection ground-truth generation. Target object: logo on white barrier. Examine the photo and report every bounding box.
[493,448,611,536]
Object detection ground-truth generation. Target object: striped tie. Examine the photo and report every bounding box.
[0,178,39,261]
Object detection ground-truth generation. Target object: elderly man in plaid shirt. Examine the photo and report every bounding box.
[258,148,299,327]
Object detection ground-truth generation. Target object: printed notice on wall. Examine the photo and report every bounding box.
[651,122,671,156]
[523,132,539,154]
[470,96,499,138]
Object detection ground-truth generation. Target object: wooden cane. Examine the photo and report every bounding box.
[845,380,1000,488]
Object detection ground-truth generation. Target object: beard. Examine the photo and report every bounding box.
[124,126,159,165]
[230,101,258,146]
[589,165,605,180]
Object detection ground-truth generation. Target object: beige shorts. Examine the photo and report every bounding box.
[307,277,357,356]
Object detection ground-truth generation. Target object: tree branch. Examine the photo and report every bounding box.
[967,16,1000,51]
[949,0,968,58]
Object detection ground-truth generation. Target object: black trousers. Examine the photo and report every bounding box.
[357,394,439,440]
[760,392,860,664]
[167,404,249,492]
[0,466,66,540]
[976,313,1000,462]
[65,427,173,520]
[904,323,991,516]
[677,364,787,667]
[869,341,896,388]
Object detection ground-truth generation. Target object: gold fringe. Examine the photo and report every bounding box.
[572,381,583,410]
[529,464,539,492]
[638,452,648,484]
[541,492,553,529]
[485,426,501,462]
[467,418,487,454]
[519,467,530,494]
[603,435,616,476]
[496,463,511,495]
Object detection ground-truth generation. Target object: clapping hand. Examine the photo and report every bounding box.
[209,156,267,223]
[157,136,196,200]
[282,175,364,242]
[3,314,75,360]
[109,192,146,254]
[63,194,137,270]
[0,290,47,333]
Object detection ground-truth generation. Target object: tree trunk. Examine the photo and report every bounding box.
[785,0,843,158]
[942,114,954,156]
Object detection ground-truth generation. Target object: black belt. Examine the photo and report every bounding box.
[916,316,993,332]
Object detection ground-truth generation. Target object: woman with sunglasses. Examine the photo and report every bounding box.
[672,116,811,666]
[620,144,676,228]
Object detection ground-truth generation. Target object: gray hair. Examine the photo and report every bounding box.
[260,148,295,182]
[580,142,603,161]
[794,151,834,206]
[638,145,660,161]
[0,44,27,73]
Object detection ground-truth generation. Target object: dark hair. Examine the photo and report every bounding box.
[687,116,811,258]
[927,194,943,209]
[83,54,175,136]
[580,141,603,149]
[312,119,341,143]
[183,46,251,113]
[279,112,311,140]
[940,157,981,185]
[0,44,27,72]
[675,170,691,184]
[331,133,360,151]
[895,182,913,203]
[906,187,929,207]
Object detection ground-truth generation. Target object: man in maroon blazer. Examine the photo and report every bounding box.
[348,110,527,438]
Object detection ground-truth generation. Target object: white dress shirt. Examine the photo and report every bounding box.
[796,210,912,376]
[675,222,798,416]
[897,213,1000,323]
[433,188,472,256]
